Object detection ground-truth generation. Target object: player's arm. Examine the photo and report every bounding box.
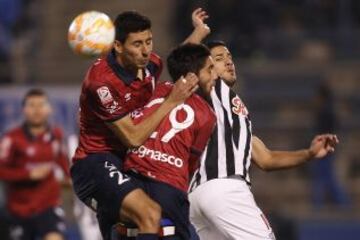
[251,134,339,171]
[183,8,211,44]
[54,130,72,186]
[107,73,199,148]
[0,135,52,182]
[0,165,52,182]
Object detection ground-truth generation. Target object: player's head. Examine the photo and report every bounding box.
[206,40,236,87]
[113,11,153,70]
[167,43,217,95]
[22,89,52,127]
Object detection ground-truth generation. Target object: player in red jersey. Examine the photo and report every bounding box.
[70,10,209,240]
[0,89,69,240]
[121,43,217,240]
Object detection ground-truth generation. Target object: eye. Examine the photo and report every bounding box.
[133,42,141,48]
[215,57,223,62]
[145,39,152,45]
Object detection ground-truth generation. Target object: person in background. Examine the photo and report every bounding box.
[0,88,69,240]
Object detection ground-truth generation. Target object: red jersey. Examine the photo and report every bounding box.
[73,51,162,161]
[0,125,69,217]
[124,82,216,192]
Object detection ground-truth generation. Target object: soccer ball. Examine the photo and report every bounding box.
[68,11,115,57]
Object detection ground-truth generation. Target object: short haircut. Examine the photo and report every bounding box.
[114,11,151,43]
[205,40,227,50]
[167,43,210,82]
[22,88,48,106]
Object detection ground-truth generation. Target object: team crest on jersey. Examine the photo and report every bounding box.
[124,93,132,102]
[97,86,113,105]
[26,146,36,157]
[231,96,249,116]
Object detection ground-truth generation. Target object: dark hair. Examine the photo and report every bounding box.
[114,11,151,43]
[167,43,210,82]
[205,40,227,50]
[22,88,48,106]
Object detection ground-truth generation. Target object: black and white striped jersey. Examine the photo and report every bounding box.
[189,79,252,191]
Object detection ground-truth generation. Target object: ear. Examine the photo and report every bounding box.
[113,40,123,54]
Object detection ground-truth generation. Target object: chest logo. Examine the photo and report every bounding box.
[26,146,36,157]
[231,96,249,116]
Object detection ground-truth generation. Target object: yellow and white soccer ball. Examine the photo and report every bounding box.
[68,11,115,57]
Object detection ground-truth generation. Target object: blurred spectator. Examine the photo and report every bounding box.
[0,0,42,84]
[0,0,22,84]
[11,0,42,84]
[309,83,350,209]
[0,89,69,240]
[173,0,360,59]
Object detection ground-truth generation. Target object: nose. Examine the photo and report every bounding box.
[142,45,151,57]
[225,57,233,66]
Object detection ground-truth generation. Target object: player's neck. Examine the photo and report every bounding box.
[27,124,48,136]
[196,88,211,103]
[116,55,141,79]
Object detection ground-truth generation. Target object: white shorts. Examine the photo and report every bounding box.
[189,178,276,240]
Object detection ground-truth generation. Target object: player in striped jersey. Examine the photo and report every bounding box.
[188,39,339,240]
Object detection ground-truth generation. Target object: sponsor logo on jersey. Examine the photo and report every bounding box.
[231,96,249,116]
[97,86,113,105]
[26,146,36,157]
[130,145,184,168]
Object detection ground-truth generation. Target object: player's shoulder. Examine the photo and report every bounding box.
[0,126,23,145]
[85,57,115,86]
[3,126,23,138]
[153,81,173,97]
[149,52,162,67]
[188,93,211,111]
[147,52,163,79]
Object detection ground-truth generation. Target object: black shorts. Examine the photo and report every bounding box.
[126,171,190,240]
[70,152,139,240]
[9,207,66,240]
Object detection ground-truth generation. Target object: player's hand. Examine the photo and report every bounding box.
[309,134,339,159]
[29,164,52,180]
[167,72,199,105]
[192,8,211,37]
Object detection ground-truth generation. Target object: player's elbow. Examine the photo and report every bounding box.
[260,163,275,172]
[253,158,274,172]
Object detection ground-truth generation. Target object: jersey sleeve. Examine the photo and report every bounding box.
[53,128,70,177]
[130,82,172,124]
[89,82,130,122]
[0,134,31,181]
